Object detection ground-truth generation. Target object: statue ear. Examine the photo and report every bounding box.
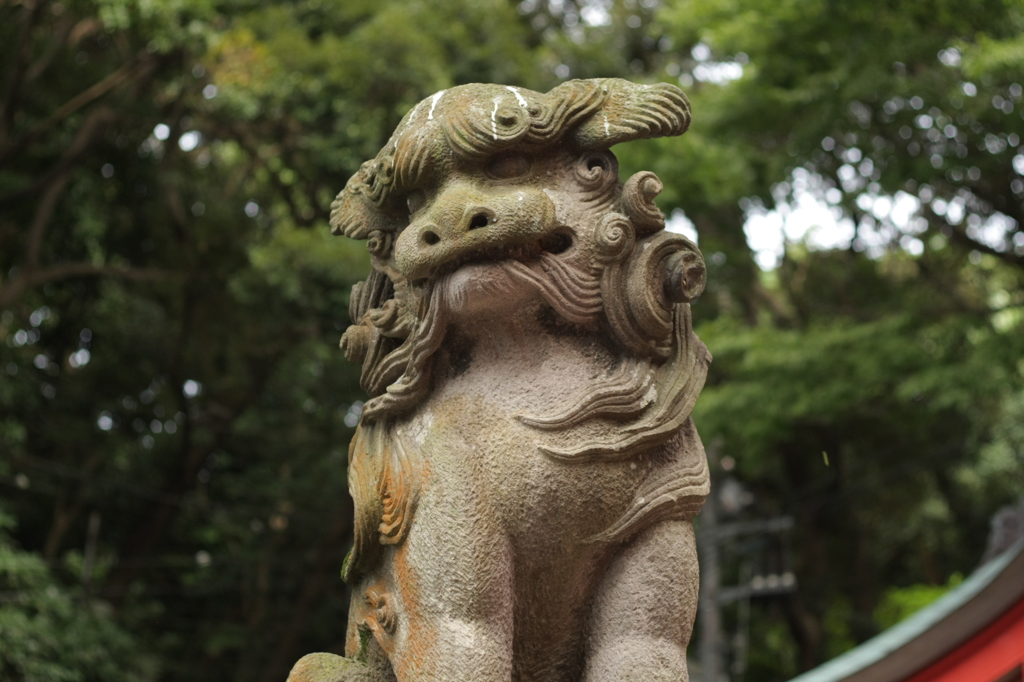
[329,180,397,240]
[331,154,404,239]
[569,79,691,149]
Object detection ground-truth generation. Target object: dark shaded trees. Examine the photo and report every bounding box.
[1,0,1022,680]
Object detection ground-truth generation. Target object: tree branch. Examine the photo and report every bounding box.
[0,104,125,311]
[24,15,77,83]
[24,170,71,269]
[0,56,155,164]
[922,206,1024,270]
[0,0,45,147]
[102,352,286,608]
[0,105,117,208]
[12,107,117,284]
[261,504,353,682]
[0,264,186,309]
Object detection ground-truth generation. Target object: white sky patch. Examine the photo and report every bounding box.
[663,169,888,269]
[744,210,787,270]
[968,212,1017,251]
[580,0,612,26]
[745,184,857,270]
[741,170,947,269]
[743,171,852,269]
[856,191,923,231]
[68,349,91,368]
[178,130,201,152]
[666,209,698,244]
[891,191,920,226]
[938,47,962,67]
[183,379,203,398]
[693,61,744,85]
[428,91,444,121]
[506,86,528,108]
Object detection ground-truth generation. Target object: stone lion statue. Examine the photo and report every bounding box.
[289,78,711,682]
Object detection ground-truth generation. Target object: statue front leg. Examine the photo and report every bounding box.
[382,503,516,682]
[583,519,700,682]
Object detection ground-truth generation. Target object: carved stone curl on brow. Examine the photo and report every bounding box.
[574,150,620,211]
[620,171,667,235]
[366,230,392,259]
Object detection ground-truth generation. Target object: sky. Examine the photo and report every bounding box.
[666,168,925,270]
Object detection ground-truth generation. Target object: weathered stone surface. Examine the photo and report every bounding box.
[291,78,711,681]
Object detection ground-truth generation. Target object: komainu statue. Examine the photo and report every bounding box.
[289,78,711,682]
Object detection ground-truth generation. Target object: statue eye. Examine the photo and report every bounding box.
[406,190,426,216]
[486,153,530,180]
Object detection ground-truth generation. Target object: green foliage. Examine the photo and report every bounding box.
[643,0,1024,671]
[874,572,964,629]
[0,1,558,679]
[0,511,153,682]
[1,0,1022,679]
[744,608,800,680]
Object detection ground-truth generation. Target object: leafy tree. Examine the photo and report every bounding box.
[0,1,559,680]
[2,0,1022,680]
[0,509,152,681]
[638,0,1024,673]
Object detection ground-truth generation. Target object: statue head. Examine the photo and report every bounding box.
[332,79,707,422]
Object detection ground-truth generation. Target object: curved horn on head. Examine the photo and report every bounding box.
[569,79,691,149]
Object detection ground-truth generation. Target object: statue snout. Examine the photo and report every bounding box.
[394,186,557,281]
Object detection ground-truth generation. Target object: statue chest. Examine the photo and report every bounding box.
[393,385,656,549]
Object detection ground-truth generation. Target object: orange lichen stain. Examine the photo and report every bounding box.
[376,430,421,545]
[391,545,436,680]
[362,583,397,655]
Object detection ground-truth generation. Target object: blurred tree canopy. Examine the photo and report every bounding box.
[0,0,1021,680]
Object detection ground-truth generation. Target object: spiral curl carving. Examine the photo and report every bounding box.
[574,151,620,209]
[329,164,401,240]
[664,247,706,303]
[594,213,636,263]
[571,80,692,149]
[621,172,666,236]
[364,588,397,635]
[521,80,606,145]
[366,230,392,258]
[364,156,395,205]
[443,98,532,157]
[602,232,700,360]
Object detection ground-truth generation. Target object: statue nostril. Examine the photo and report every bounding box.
[468,213,490,230]
[422,230,440,246]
